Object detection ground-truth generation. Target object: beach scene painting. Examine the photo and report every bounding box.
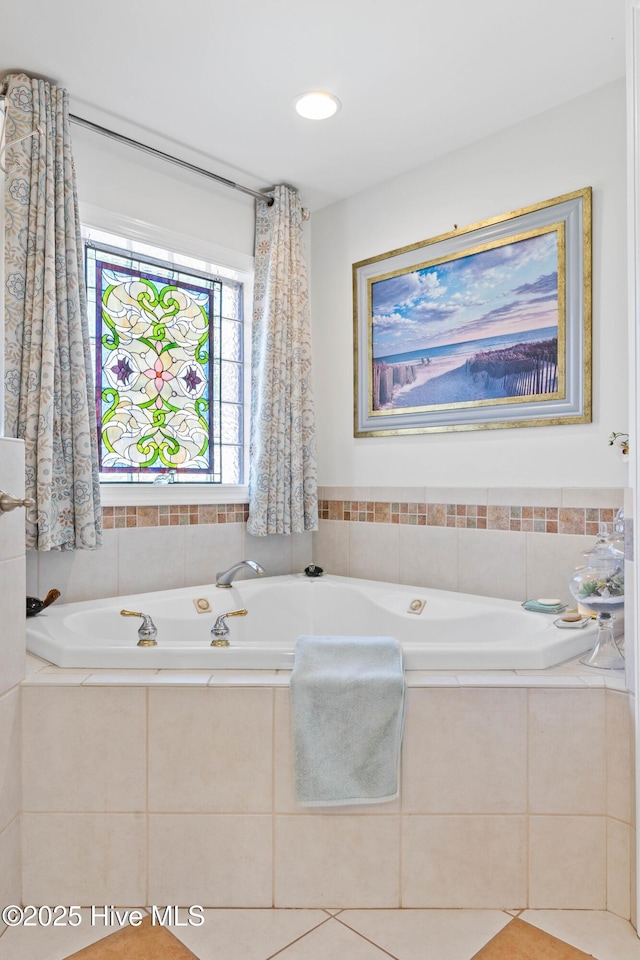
[370,228,562,413]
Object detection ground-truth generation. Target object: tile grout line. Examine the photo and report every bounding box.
[333,914,402,959]
[261,913,339,960]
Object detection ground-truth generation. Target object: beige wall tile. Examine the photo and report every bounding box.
[22,813,146,905]
[320,487,372,501]
[36,529,119,603]
[185,522,244,587]
[526,532,593,607]
[529,815,606,908]
[148,814,272,907]
[488,488,562,507]
[291,531,314,573]
[607,691,634,824]
[607,817,632,920]
[402,688,527,813]
[0,688,21,833]
[398,526,458,592]
[401,815,527,907]
[424,488,488,505]
[25,550,38,598]
[273,689,399,814]
[22,686,146,812]
[529,689,606,814]
[313,521,349,576]
[561,487,625,508]
[457,529,526,601]
[148,688,272,813]
[349,523,400,583]
[274,815,400,907]
[0,558,26,696]
[118,525,186,594]
[243,531,294,578]
[0,817,20,937]
[372,487,426,502]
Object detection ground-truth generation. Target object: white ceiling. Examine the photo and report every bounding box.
[0,0,626,210]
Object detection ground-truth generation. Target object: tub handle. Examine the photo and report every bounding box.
[211,608,248,646]
[120,609,158,647]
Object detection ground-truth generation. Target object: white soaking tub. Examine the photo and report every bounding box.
[25,573,597,671]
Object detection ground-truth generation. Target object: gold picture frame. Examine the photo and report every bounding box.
[353,188,591,436]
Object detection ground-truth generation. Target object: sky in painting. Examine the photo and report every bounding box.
[371,230,559,359]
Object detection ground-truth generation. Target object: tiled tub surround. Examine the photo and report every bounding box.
[26,486,626,608]
[314,486,627,607]
[20,659,635,916]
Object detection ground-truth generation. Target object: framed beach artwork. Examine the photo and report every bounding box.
[353,188,591,436]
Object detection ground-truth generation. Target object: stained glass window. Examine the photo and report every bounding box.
[84,235,245,485]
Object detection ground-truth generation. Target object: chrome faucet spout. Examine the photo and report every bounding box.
[215,560,266,588]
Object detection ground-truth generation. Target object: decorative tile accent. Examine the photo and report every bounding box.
[100,496,620,534]
[101,504,250,529]
[317,501,619,536]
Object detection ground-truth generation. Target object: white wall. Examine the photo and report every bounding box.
[310,80,628,488]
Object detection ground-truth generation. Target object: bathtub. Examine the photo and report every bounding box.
[25,573,597,670]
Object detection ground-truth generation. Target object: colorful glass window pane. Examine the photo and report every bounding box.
[88,246,223,479]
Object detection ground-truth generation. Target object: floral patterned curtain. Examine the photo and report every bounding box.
[3,73,102,550]
[248,185,318,536]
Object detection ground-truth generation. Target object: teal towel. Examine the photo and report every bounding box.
[290,635,406,806]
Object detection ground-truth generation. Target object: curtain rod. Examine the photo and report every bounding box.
[0,95,274,205]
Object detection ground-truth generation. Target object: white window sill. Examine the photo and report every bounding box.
[100,485,249,507]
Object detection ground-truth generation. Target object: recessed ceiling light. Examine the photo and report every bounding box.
[294,92,341,120]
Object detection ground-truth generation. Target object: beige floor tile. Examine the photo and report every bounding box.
[168,909,329,960]
[338,909,511,960]
[268,917,394,958]
[0,909,144,960]
[520,909,640,960]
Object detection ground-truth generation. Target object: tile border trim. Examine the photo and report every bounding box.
[319,501,620,536]
[100,499,621,536]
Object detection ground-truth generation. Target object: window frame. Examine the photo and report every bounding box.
[80,203,252,506]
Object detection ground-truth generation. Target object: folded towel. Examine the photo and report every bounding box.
[290,635,406,806]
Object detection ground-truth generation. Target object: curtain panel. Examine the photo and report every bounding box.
[3,73,101,550]
[248,185,318,536]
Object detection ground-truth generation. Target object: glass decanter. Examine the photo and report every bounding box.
[570,523,625,669]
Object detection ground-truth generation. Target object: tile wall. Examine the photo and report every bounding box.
[0,439,26,937]
[314,486,627,607]
[26,485,626,608]
[19,676,635,913]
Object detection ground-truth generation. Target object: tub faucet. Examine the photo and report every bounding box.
[215,559,266,588]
